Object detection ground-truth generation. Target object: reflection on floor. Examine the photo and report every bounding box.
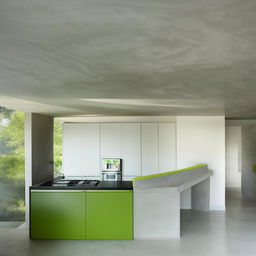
[0,188,256,256]
[0,222,23,229]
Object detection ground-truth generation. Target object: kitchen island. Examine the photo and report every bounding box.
[133,164,212,239]
[30,179,133,240]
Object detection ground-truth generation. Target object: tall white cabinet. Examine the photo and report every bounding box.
[141,123,176,175]
[141,123,159,175]
[121,123,141,177]
[62,124,83,176]
[63,123,100,177]
[159,123,176,173]
[100,123,121,158]
[62,122,176,179]
[82,124,100,176]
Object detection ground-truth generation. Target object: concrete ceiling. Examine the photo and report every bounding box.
[1,0,256,118]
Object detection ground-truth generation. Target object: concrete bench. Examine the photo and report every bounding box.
[133,164,213,239]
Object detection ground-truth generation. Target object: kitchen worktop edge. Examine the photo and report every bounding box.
[30,181,133,190]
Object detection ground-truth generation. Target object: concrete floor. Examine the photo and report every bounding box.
[0,189,255,256]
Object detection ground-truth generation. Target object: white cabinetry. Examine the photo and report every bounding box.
[159,123,176,172]
[141,123,158,175]
[63,123,100,177]
[82,124,100,176]
[121,123,141,177]
[141,123,176,175]
[63,122,176,179]
[62,124,83,176]
[100,123,121,158]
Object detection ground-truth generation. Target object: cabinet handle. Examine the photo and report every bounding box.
[30,190,85,193]
[86,190,132,193]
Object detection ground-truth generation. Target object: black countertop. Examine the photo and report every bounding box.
[30,179,133,190]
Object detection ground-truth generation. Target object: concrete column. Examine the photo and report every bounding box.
[25,113,54,228]
[241,124,256,200]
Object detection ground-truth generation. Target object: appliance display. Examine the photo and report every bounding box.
[101,158,122,181]
[102,159,121,171]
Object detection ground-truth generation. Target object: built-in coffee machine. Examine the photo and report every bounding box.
[101,158,122,181]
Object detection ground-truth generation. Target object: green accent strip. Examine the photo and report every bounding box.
[86,190,132,193]
[132,164,207,182]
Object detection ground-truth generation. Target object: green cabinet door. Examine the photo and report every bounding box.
[86,190,133,240]
[30,190,86,239]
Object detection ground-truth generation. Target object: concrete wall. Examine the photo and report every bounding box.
[176,116,226,210]
[25,113,53,227]
[225,127,241,188]
[241,124,256,200]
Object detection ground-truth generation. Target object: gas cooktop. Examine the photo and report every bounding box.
[52,179,99,187]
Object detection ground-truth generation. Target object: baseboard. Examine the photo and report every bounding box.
[181,206,192,210]
[226,187,241,191]
[210,205,226,211]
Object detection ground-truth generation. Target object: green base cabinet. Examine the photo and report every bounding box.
[30,190,86,239]
[86,190,133,240]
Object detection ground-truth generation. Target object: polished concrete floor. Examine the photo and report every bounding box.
[0,189,256,256]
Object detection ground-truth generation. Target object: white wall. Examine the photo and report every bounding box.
[176,116,225,210]
[225,127,241,188]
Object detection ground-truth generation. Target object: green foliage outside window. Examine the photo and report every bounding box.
[54,120,63,174]
[0,107,62,221]
[0,110,25,220]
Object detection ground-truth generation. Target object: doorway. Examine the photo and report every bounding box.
[225,126,241,189]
